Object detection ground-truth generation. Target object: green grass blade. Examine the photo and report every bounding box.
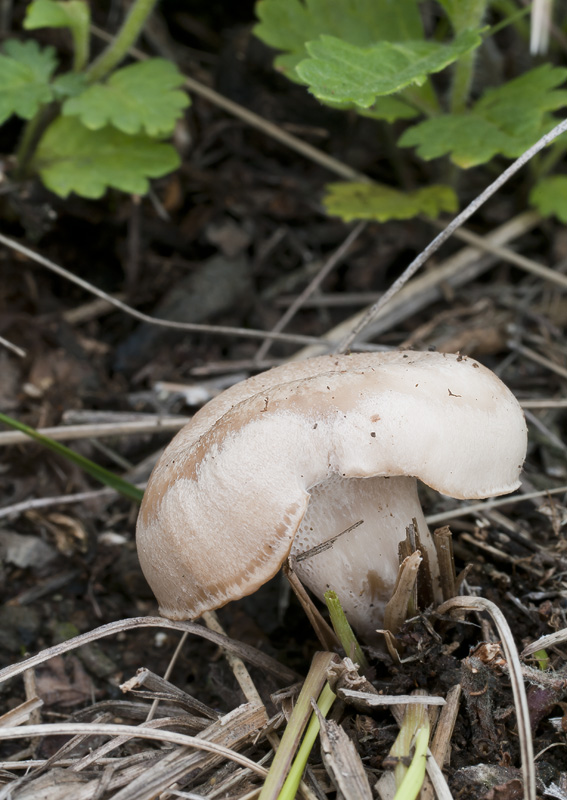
[325,590,368,669]
[0,411,144,503]
[393,723,429,800]
[259,652,336,800]
[278,682,336,800]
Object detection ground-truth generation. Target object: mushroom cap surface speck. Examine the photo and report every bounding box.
[136,351,527,620]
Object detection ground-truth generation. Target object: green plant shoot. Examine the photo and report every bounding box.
[0,411,144,503]
[324,590,368,670]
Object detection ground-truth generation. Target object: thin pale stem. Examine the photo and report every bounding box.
[335,117,567,353]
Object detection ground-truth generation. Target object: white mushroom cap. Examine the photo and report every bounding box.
[136,351,527,635]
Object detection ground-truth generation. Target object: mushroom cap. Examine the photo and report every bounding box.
[136,351,527,620]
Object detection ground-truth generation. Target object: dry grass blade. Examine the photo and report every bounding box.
[437,597,535,800]
[426,484,567,526]
[336,118,567,352]
[121,667,220,720]
[522,627,567,657]
[259,651,339,800]
[292,212,540,360]
[313,704,372,800]
[0,721,269,774]
[293,521,363,564]
[509,341,567,381]
[0,698,43,727]
[433,218,567,291]
[284,560,340,651]
[383,550,422,639]
[0,617,299,687]
[255,221,366,362]
[433,527,457,601]
[0,418,191,447]
[107,703,268,800]
[0,335,25,357]
[337,689,445,709]
[420,685,462,800]
[429,684,462,767]
[424,756,455,800]
[0,231,326,349]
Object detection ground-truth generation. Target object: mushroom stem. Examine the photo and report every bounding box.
[290,475,441,643]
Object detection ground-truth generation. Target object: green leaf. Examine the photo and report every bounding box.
[324,181,458,222]
[62,59,190,136]
[400,64,567,167]
[529,176,567,223]
[0,39,57,124]
[254,0,424,77]
[52,72,88,99]
[254,0,435,119]
[24,0,90,71]
[0,411,144,504]
[296,29,482,108]
[331,95,419,122]
[24,0,89,31]
[34,116,181,199]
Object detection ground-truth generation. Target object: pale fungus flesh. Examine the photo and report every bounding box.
[136,351,528,641]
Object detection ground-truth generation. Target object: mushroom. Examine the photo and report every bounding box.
[136,351,527,642]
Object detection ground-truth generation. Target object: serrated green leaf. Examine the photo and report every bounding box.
[400,115,515,168]
[62,59,190,136]
[323,181,457,222]
[400,64,567,167]
[254,0,433,118]
[255,0,423,76]
[24,0,90,71]
[34,116,181,199]
[296,29,482,108]
[529,176,567,223]
[0,39,57,124]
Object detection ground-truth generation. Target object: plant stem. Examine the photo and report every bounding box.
[72,23,90,72]
[324,591,368,670]
[86,0,159,83]
[14,104,57,179]
[490,0,531,41]
[402,84,440,117]
[448,0,488,114]
[536,137,567,179]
